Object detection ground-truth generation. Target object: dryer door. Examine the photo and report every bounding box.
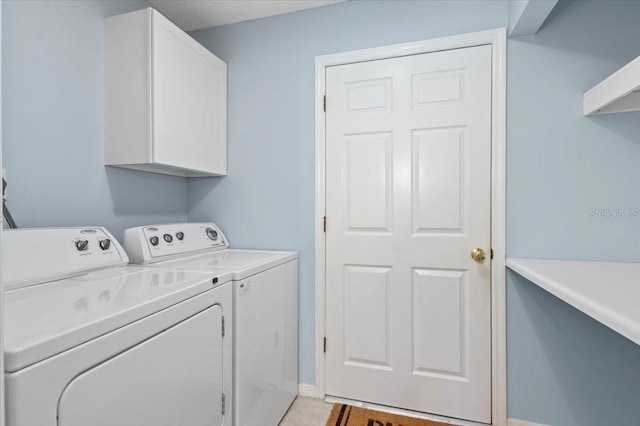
[58,305,224,426]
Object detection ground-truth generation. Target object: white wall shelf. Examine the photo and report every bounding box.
[583,55,640,116]
[507,258,640,346]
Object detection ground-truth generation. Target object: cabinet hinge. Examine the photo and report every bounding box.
[222,316,225,338]
[323,216,327,233]
[490,249,494,260]
[323,95,327,112]
[221,393,226,415]
[323,337,327,353]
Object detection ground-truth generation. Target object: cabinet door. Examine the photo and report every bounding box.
[152,11,227,175]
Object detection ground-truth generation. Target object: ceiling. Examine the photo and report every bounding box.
[148,0,345,31]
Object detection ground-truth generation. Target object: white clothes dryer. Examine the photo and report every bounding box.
[123,223,298,426]
[3,227,233,426]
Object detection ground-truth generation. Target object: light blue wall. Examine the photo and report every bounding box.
[188,0,508,387]
[507,270,640,425]
[507,0,640,425]
[508,0,640,262]
[3,0,189,240]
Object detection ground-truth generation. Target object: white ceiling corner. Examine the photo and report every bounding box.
[148,0,346,31]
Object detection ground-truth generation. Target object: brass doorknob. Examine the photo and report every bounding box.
[471,248,486,262]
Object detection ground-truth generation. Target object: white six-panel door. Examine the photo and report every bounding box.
[325,45,492,423]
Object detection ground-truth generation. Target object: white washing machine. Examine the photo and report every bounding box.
[3,227,233,426]
[123,223,298,426]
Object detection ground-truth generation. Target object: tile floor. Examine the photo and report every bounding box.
[280,396,333,426]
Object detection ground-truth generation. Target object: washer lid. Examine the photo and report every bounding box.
[3,266,232,372]
[158,249,298,280]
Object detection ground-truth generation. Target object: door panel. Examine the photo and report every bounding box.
[412,268,466,377]
[345,78,392,112]
[345,132,392,232]
[412,126,467,233]
[325,45,492,423]
[344,265,391,369]
[412,69,466,106]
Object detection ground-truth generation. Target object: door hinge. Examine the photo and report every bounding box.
[221,316,225,338]
[323,216,327,232]
[323,337,327,353]
[323,95,327,112]
[221,393,226,415]
[490,248,494,260]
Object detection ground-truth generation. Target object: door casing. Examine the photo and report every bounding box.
[313,28,507,426]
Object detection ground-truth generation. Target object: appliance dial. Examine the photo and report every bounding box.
[150,236,159,246]
[99,239,111,251]
[75,239,89,251]
[176,232,184,241]
[206,227,218,241]
[163,233,173,243]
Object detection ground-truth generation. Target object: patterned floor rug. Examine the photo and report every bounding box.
[326,404,453,426]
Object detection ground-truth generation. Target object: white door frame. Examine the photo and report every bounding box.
[1,3,5,425]
[314,28,507,426]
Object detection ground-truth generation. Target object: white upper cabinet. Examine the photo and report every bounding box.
[105,8,227,177]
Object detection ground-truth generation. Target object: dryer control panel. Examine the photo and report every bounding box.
[123,223,229,264]
[3,227,128,290]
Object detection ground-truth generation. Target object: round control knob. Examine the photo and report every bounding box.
[75,239,89,251]
[206,227,218,241]
[176,231,185,241]
[99,239,111,251]
[163,233,173,243]
[150,236,159,246]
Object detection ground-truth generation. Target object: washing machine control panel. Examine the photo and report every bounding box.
[3,227,128,290]
[123,223,229,264]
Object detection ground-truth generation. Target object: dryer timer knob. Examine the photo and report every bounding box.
[99,239,111,251]
[206,227,218,241]
[75,240,89,251]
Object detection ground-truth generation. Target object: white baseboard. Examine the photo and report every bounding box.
[508,419,550,426]
[297,383,319,398]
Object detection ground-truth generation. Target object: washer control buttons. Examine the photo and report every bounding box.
[206,227,218,241]
[163,233,173,243]
[150,236,159,246]
[176,232,185,241]
[99,239,112,251]
[75,239,89,251]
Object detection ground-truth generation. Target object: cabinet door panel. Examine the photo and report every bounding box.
[152,12,226,175]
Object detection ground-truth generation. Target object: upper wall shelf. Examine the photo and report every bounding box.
[583,55,640,116]
[507,258,640,346]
